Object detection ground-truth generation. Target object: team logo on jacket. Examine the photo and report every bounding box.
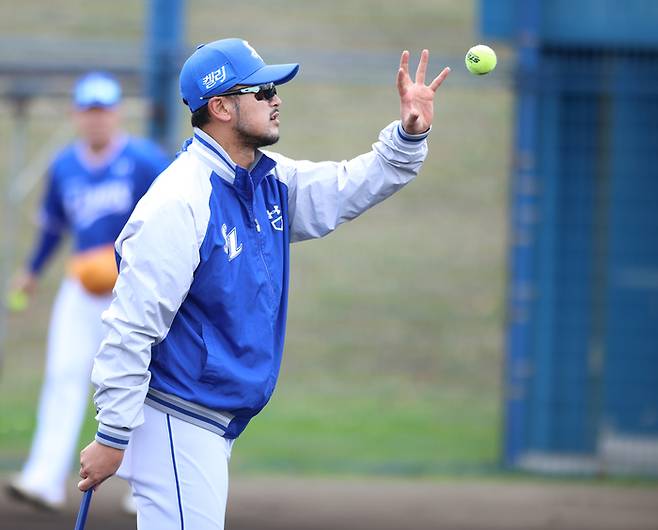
[222,223,242,261]
[267,205,283,231]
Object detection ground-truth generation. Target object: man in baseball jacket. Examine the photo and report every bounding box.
[78,38,450,529]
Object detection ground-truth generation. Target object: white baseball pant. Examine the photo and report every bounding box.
[117,404,234,530]
[15,277,112,505]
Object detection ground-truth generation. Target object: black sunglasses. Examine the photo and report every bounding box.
[201,82,277,102]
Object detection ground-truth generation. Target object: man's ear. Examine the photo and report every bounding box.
[207,97,233,123]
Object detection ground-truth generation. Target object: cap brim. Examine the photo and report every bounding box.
[240,63,299,87]
[75,101,119,110]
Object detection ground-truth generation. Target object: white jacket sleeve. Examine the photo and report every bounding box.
[276,120,430,242]
[91,187,202,449]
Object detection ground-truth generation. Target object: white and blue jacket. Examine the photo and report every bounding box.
[92,121,430,449]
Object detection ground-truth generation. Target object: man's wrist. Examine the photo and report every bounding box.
[397,123,431,142]
[95,423,131,450]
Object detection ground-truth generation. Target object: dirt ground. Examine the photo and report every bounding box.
[1,474,657,530]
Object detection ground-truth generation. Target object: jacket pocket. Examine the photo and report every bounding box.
[199,323,225,384]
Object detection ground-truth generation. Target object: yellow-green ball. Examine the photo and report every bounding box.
[465,44,497,75]
[6,290,28,313]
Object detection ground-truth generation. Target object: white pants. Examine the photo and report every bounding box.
[118,404,234,530]
[16,278,112,504]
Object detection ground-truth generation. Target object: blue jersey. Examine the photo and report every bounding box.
[28,136,170,274]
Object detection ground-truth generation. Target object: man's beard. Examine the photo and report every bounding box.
[236,121,280,149]
[233,98,279,149]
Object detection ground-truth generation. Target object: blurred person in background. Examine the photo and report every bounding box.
[6,72,170,511]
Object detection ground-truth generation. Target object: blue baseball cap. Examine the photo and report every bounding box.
[73,72,122,109]
[180,38,299,112]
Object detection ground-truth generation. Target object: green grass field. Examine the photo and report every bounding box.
[0,1,512,477]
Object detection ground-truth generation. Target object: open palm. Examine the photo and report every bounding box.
[397,49,450,135]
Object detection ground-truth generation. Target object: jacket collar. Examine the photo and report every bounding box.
[188,128,276,193]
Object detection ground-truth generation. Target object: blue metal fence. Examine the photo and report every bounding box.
[484,0,658,475]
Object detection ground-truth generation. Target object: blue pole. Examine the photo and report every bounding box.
[145,0,185,155]
[74,490,94,530]
[503,0,541,467]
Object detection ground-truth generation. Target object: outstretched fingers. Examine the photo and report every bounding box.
[415,49,429,84]
[399,50,410,77]
[398,49,450,97]
[397,51,411,94]
[429,67,451,92]
[396,67,406,94]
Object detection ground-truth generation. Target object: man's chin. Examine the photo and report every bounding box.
[256,132,280,148]
[236,124,280,149]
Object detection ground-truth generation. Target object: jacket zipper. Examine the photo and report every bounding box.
[247,203,276,301]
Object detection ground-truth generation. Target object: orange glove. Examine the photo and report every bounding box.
[68,245,118,295]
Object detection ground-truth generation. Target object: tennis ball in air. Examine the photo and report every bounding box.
[6,290,28,313]
[465,44,497,75]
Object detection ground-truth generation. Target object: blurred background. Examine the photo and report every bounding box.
[0,1,656,529]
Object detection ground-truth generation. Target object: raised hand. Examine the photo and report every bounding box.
[396,49,450,135]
